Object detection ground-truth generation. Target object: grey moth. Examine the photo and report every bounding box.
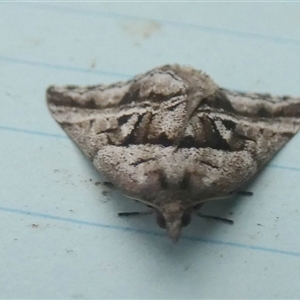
[47,64,300,242]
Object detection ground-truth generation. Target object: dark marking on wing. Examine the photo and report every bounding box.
[178,136,200,148]
[207,117,232,151]
[202,90,235,113]
[130,158,156,167]
[118,114,131,126]
[180,172,190,190]
[155,133,173,147]
[158,170,169,190]
[257,106,271,118]
[222,119,236,131]
[120,85,140,106]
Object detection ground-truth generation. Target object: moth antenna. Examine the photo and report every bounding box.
[118,211,153,217]
[195,212,234,225]
[236,191,253,197]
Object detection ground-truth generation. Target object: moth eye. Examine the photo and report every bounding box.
[156,212,166,228]
[181,212,191,227]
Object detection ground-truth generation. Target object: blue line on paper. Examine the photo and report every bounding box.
[1,205,300,258]
[8,2,300,46]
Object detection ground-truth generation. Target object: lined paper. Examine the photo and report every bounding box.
[1,2,300,298]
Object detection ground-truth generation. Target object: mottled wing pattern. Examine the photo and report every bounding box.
[47,66,190,202]
[47,65,300,206]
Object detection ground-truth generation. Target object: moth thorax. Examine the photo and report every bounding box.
[157,201,191,242]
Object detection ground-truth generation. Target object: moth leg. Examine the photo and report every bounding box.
[103,182,115,189]
[195,212,234,225]
[228,191,253,197]
[118,210,153,217]
[236,191,253,197]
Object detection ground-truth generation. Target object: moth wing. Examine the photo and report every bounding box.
[219,88,300,168]
[46,84,160,202]
[180,88,300,206]
[46,71,189,204]
[46,83,133,159]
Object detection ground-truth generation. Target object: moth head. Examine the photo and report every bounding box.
[156,201,191,242]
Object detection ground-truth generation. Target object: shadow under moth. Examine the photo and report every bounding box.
[47,64,300,242]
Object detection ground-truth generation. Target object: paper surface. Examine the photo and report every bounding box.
[1,2,300,298]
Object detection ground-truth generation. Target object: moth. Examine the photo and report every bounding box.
[47,64,300,242]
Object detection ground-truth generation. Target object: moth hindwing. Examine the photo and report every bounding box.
[47,64,300,242]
